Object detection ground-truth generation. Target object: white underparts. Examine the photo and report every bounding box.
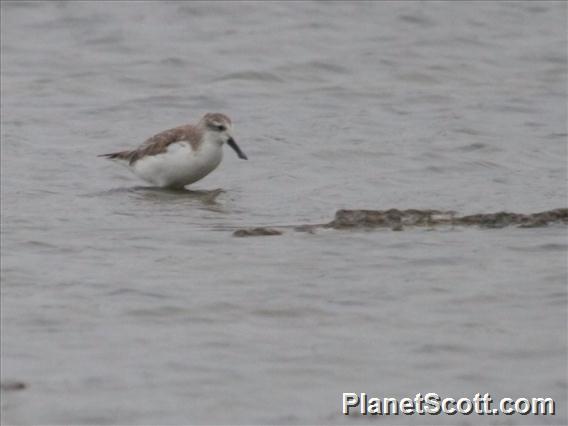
[131,139,223,188]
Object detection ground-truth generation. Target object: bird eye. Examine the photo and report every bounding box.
[216,124,226,132]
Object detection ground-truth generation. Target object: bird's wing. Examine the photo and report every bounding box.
[99,125,203,165]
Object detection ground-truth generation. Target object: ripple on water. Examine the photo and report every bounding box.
[84,33,124,46]
[508,243,568,253]
[105,288,170,299]
[457,142,489,152]
[213,71,285,83]
[396,72,441,85]
[398,13,435,27]
[279,60,350,75]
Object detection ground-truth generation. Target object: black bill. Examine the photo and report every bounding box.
[227,137,248,160]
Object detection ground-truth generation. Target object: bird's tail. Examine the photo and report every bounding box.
[98,151,131,161]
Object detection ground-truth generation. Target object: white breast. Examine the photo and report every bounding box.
[132,140,223,188]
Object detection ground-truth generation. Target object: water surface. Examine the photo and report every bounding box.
[1,1,566,424]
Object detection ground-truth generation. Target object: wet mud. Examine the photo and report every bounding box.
[233,208,568,236]
[233,227,284,237]
[326,208,568,230]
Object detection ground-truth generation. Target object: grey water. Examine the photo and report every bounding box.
[1,1,566,425]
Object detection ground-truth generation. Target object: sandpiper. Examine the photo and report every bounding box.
[99,113,247,188]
